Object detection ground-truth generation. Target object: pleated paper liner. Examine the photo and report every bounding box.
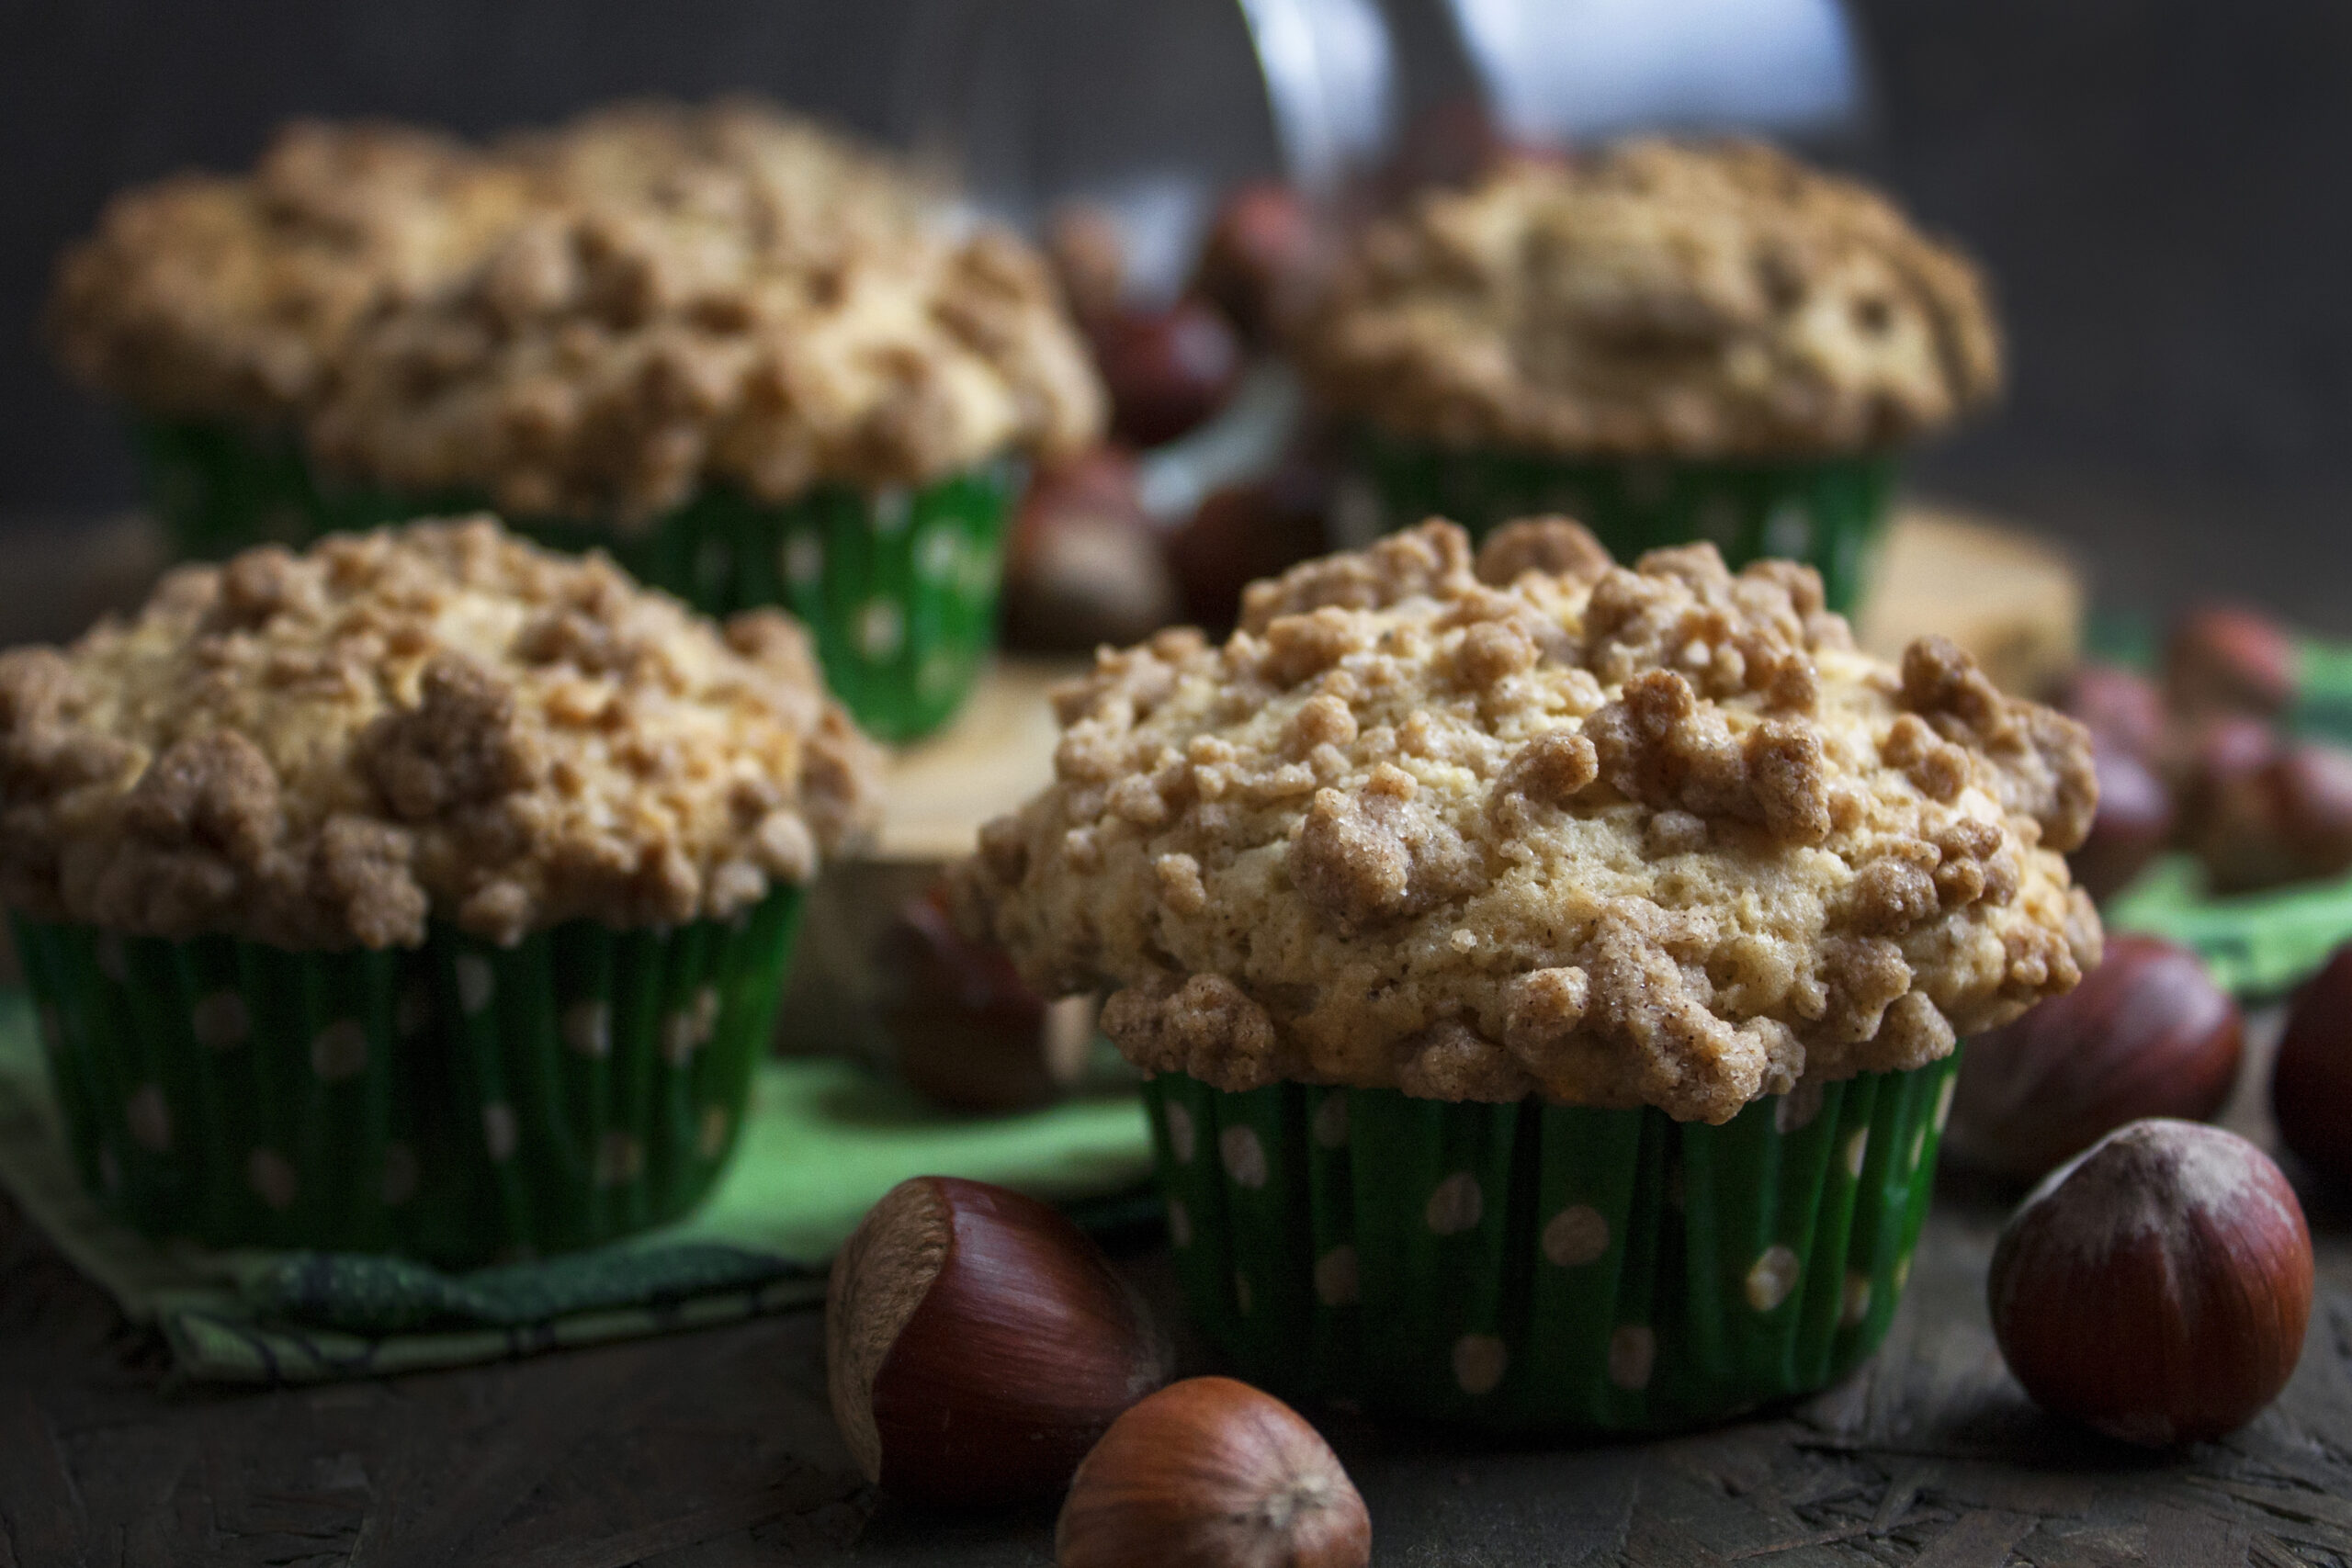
[135,419,324,562]
[1355,434,1895,615]
[10,887,804,1269]
[1141,1055,1957,1433]
[324,466,1015,743]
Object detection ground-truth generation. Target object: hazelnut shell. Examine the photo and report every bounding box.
[1988,1120,2312,1447]
[827,1176,1170,1507]
[2274,942,2352,1187]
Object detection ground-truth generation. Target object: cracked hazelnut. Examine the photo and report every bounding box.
[1949,933,2242,1180]
[1988,1120,2312,1447]
[1056,1376,1371,1568]
[827,1176,1171,1507]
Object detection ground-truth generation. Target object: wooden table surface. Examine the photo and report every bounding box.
[2,1011,2348,1568]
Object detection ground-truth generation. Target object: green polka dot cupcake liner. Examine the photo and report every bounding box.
[1354,434,1895,615]
[1140,1053,1957,1433]
[9,889,804,1269]
[134,419,325,562]
[326,466,1016,744]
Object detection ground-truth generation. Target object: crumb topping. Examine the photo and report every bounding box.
[48,120,532,424]
[1303,140,2002,458]
[957,518,2098,1122]
[0,519,883,949]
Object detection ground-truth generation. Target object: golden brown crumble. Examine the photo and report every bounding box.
[1303,140,2002,458]
[0,519,881,949]
[958,517,2098,1123]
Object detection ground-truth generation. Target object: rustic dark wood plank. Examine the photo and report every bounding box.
[0,1390,86,1568]
[1912,1509,2037,1568]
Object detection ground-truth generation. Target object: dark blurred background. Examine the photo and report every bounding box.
[5,0,2351,626]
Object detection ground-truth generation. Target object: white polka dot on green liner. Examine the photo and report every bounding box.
[1839,1270,1871,1328]
[380,1142,419,1206]
[124,1084,172,1153]
[914,648,966,702]
[595,1131,644,1187]
[698,1104,732,1159]
[1314,1246,1360,1308]
[1312,1093,1349,1149]
[1774,1081,1824,1134]
[1162,1101,1196,1164]
[662,987,720,1065]
[783,533,824,587]
[1425,1172,1484,1235]
[563,1000,612,1058]
[1909,1124,1928,1172]
[1453,1334,1509,1396]
[1165,1197,1193,1248]
[856,600,905,661]
[1219,1125,1268,1189]
[873,488,912,535]
[247,1147,298,1211]
[309,1020,370,1082]
[190,991,249,1050]
[1746,1245,1801,1313]
[914,525,961,581]
[481,1103,519,1163]
[1608,1325,1656,1392]
[1763,501,1812,559]
[455,955,496,1016]
[1934,1072,1957,1134]
[1234,1271,1254,1317]
[1844,1128,1871,1180]
[1541,1204,1610,1268]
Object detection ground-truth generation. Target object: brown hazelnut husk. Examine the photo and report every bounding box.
[1056,1376,1371,1568]
[1988,1120,2312,1447]
[1091,298,1244,448]
[2052,661,2169,762]
[827,1176,1171,1508]
[2274,942,2352,1187]
[880,885,1099,1112]
[2165,604,2297,718]
[2069,741,2176,901]
[1949,933,2242,1181]
[1190,182,1322,345]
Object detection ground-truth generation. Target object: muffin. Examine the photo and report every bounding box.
[310,105,1106,741]
[47,121,531,558]
[0,519,881,1264]
[956,518,2098,1430]
[1305,141,2001,612]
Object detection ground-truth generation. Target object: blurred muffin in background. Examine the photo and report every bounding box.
[48,121,531,558]
[1304,139,2002,611]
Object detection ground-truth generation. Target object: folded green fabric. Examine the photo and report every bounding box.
[0,990,1154,1382]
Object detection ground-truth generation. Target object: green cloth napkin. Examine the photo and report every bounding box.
[0,991,1154,1382]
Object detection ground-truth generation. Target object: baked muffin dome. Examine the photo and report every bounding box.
[1303,140,2002,458]
[307,108,1104,524]
[959,519,2098,1124]
[48,120,532,424]
[0,519,882,950]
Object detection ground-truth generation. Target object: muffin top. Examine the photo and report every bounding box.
[48,120,532,425]
[0,519,882,951]
[306,110,1103,523]
[957,519,2098,1124]
[1303,140,2002,459]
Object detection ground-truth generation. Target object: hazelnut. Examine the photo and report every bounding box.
[1163,460,1332,635]
[880,884,1099,1112]
[2052,661,2169,761]
[1190,182,1322,345]
[2273,942,2352,1187]
[1091,299,1244,449]
[827,1176,1171,1508]
[1047,202,1126,328]
[2165,604,2297,717]
[2068,741,2176,901]
[2189,739,2352,894]
[1003,450,1182,653]
[1949,934,2242,1180]
[1056,1376,1371,1568]
[1988,1120,2312,1447]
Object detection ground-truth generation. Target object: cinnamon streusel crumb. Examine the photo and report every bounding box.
[959,518,2097,1123]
